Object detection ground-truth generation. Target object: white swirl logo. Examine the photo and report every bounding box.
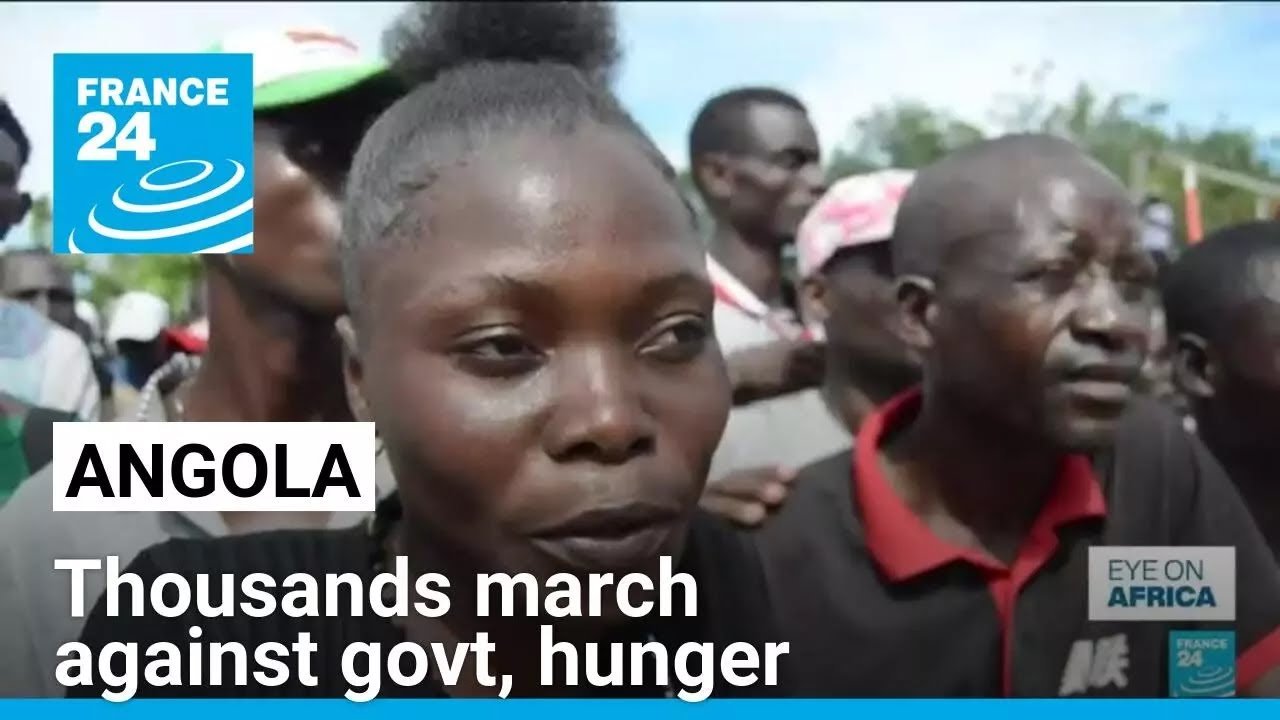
[67,158,253,254]
[1176,665,1235,697]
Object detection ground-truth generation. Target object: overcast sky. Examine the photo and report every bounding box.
[4,1,1280,245]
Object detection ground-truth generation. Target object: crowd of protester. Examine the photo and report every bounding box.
[0,0,1278,699]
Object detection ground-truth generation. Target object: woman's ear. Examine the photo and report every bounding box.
[1172,332,1216,402]
[334,314,371,424]
[894,274,937,353]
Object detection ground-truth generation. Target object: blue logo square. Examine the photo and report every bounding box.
[1169,630,1235,697]
[53,53,254,255]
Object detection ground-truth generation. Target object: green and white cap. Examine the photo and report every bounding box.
[207,27,388,111]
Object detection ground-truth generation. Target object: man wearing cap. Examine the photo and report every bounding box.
[103,290,172,419]
[0,26,403,696]
[702,171,921,525]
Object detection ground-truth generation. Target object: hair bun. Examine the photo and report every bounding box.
[385,1,620,87]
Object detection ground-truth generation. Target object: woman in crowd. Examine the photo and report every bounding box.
[71,1,779,699]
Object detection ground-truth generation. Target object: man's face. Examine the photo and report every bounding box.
[1199,254,1280,460]
[1,253,76,330]
[925,165,1157,451]
[713,103,825,245]
[807,242,918,401]
[226,87,391,319]
[0,129,30,241]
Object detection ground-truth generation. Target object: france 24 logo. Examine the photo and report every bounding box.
[53,54,254,255]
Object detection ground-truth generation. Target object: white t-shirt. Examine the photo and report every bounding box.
[0,300,99,421]
[707,257,852,483]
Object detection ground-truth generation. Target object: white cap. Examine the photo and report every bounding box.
[796,169,915,280]
[107,291,170,345]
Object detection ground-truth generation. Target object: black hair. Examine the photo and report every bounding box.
[0,100,30,167]
[340,1,682,315]
[688,87,806,166]
[892,133,1116,279]
[1162,220,1280,345]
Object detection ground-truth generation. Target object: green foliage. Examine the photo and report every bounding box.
[27,194,52,250]
[78,256,202,314]
[827,64,1280,241]
[828,102,983,182]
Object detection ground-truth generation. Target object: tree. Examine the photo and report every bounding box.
[827,66,1280,243]
[828,102,982,181]
[93,256,202,312]
[27,194,52,250]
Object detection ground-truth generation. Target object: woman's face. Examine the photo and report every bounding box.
[350,124,730,586]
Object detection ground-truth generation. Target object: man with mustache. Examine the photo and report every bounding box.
[754,134,1280,696]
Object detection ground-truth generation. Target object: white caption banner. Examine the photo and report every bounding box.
[52,421,377,513]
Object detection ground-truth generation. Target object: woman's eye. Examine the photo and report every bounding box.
[453,332,543,377]
[462,334,537,360]
[640,317,709,363]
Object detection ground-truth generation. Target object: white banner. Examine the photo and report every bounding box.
[51,421,377,513]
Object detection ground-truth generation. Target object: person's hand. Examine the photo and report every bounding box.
[699,465,797,527]
[727,339,826,406]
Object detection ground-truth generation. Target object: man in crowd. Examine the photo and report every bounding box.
[687,86,829,495]
[0,100,32,245]
[0,297,98,422]
[0,26,403,696]
[0,248,76,331]
[754,134,1280,696]
[1163,220,1280,559]
[794,169,922,432]
[0,104,99,423]
[104,290,172,419]
[0,246,119,415]
[0,297,90,496]
[703,170,921,525]
[1140,195,1176,272]
[0,101,94,497]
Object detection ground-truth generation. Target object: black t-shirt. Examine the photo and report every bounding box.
[70,511,785,698]
[753,389,1280,697]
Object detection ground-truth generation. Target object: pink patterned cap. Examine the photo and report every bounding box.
[796,169,915,279]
